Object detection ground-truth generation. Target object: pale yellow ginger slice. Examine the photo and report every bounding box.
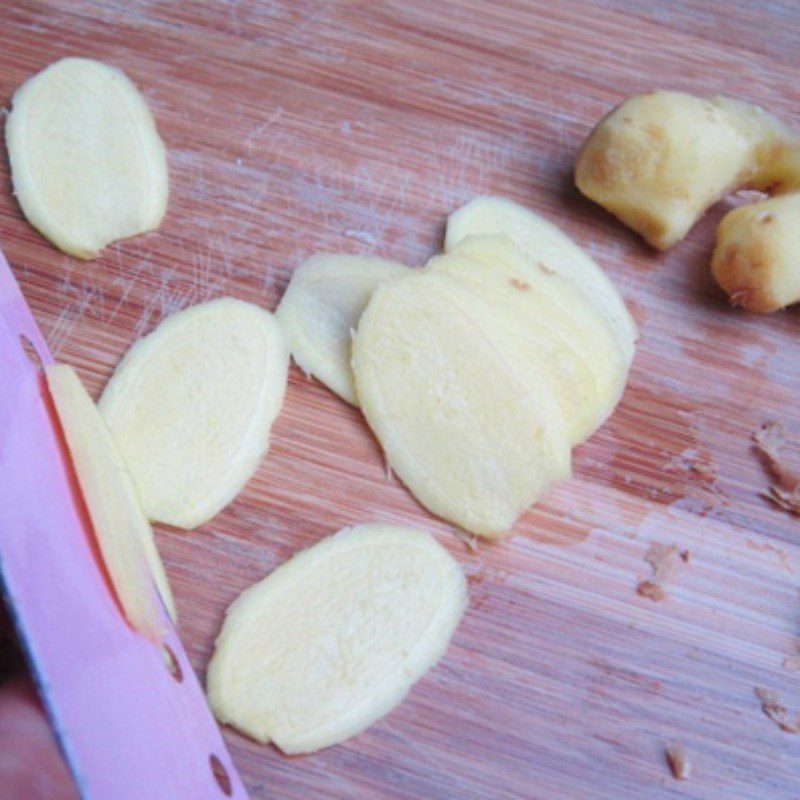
[207,524,467,754]
[430,234,629,444]
[276,253,407,405]
[46,365,175,642]
[5,57,168,259]
[353,270,571,538]
[99,298,288,530]
[444,196,637,361]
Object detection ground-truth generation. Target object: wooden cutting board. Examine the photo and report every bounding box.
[2,2,799,798]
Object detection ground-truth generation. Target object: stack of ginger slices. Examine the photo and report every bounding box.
[279,195,637,538]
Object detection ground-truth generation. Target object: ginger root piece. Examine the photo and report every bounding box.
[276,253,406,405]
[5,58,168,259]
[353,270,571,538]
[430,234,629,444]
[46,365,174,642]
[444,195,637,361]
[576,92,755,250]
[207,524,466,754]
[575,90,800,311]
[713,194,800,312]
[99,298,288,530]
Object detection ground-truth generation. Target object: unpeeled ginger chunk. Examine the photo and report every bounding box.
[574,91,800,311]
[207,524,467,754]
[712,194,800,312]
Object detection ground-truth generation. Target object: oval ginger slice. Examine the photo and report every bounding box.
[207,524,467,754]
[431,235,629,443]
[445,196,637,362]
[46,365,174,641]
[353,271,570,537]
[276,253,407,404]
[98,298,289,530]
[5,57,168,259]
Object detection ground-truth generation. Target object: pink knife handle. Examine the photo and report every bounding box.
[0,255,248,799]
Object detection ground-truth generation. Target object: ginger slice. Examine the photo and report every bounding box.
[207,525,466,754]
[99,298,288,529]
[276,253,406,405]
[47,365,174,642]
[444,196,637,361]
[353,270,570,538]
[430,234,629,444]
[6,58,168,258]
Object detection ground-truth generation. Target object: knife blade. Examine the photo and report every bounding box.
[0,252,247,799]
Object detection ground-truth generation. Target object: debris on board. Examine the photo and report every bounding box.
[744,538,794,574]
[783,642,800,672]
[753,422,800,515]
[666,448,717,482]
[754,687,800,734]
[636,542,689,601]
[453,529,479,553]
[665,740,691,780]
[783,654,800,672]
[636,580,667,601]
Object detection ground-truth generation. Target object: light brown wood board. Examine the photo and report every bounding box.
[1,2,799,798]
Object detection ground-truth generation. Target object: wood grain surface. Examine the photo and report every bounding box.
[2,2,799,798]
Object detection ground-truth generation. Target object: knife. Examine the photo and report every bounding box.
[0,251,247,799]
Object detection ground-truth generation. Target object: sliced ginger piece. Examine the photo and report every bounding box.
[430,234,629,444]
[353,270,570,538]
[445,196,636,361]
[46,365,174,642]
[99,298,289,530]
[207,524,466,754]
[5,58,168,259]
[276,253,406,404]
